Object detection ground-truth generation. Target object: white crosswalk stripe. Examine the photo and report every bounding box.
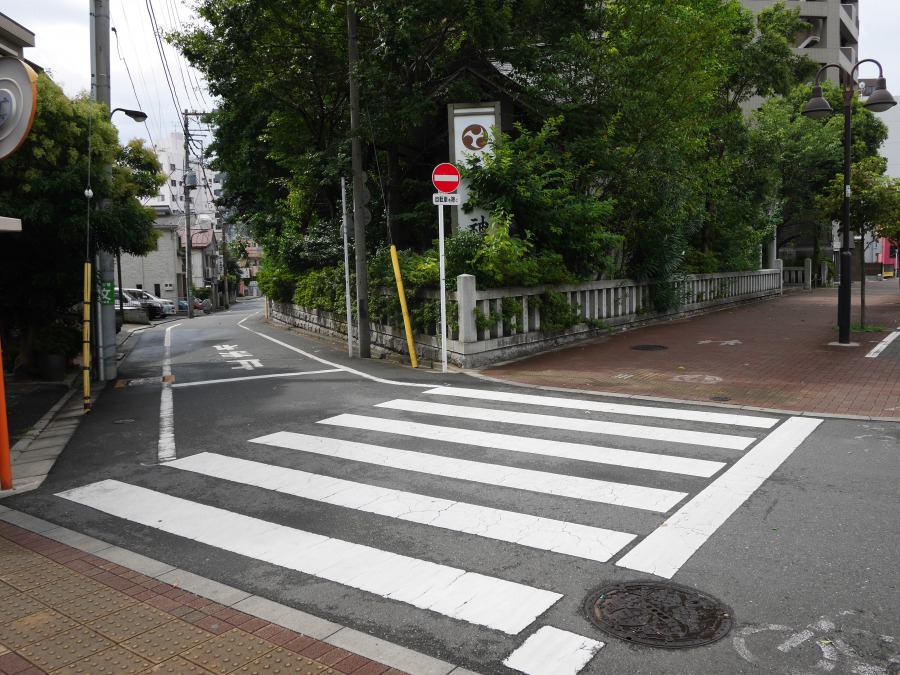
[423,386,779,429]
[56,480,561,634]
[319,413,726,477]
[376,399,757,449]
[249,431,687,512]
[167,452,637,562]
[56,384,822,668]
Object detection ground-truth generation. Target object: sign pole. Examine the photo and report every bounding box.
[438,203,448,373]
[341,177,353,357]
[430,163,460,375]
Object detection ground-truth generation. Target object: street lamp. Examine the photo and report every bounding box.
[802,60,896,345]
[109,107,148,327]
[110,107,148,123]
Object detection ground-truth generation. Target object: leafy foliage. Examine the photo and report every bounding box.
[0,74,163,372]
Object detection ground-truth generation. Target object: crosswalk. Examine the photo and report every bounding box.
[56,385,821,673]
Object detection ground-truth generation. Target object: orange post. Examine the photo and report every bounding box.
[0,339,12,490]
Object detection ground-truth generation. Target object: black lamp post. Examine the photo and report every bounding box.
[802,60,896,344]
[109,107,148,325]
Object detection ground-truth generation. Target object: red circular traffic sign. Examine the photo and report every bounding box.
[432,163,461,193]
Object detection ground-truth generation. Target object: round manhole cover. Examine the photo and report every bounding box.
[585,581,732,649]
[631,344,668,351]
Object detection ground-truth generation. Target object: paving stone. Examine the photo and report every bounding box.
[85,602,172,641]
[0,609,79,648]
[17,625,114,671]
[144,655,218,674]
[0,592,50,622]
[122,618,215,664]
[181,628,278,674]
[231,647,335,674]
[52,644,154,674]
[53,586,138,622]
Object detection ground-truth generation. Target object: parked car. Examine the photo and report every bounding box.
[129,289,176,316]
[116,288,166,320]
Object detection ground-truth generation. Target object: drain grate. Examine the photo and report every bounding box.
[585,581,732,649]
[709,396,731,402]
[630,345,668,351]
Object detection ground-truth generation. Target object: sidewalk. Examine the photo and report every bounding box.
[479,281,900,419]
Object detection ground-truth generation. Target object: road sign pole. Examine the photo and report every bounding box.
[438,203,448,373]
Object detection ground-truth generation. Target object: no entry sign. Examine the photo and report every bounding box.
[432,163,460,193]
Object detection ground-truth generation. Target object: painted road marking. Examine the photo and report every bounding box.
[168,452,636,562]
[249,432,687,512]
[503,626,604,675]
[615,416,822,578]
[319,414,726,478]
[423,386,778,429]
[157,323,181,463]
[172,369,341,389]
[864,329,900,358]
[376,400,756,450]
[56,480,561,635]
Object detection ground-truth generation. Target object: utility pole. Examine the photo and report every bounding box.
[91,0,117,380]
[346,1,370,357]
[183,110,194,318]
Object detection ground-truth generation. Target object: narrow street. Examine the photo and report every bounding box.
[2,300,897,674]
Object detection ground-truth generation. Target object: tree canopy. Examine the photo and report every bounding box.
[0,73,163,371]
[171,0,863,302]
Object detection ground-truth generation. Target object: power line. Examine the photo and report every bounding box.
[110,25,156,148]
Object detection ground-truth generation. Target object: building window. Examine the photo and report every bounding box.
[170,179,176,186]
[169,163,176,171]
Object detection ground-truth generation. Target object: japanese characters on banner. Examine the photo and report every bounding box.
[448,102,499,233]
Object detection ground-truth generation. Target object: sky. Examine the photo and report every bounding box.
[1,0,215,151]
[2,0,900,163]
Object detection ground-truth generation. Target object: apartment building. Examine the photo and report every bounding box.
[741,0,859,85]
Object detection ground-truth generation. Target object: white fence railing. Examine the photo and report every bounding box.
[270,269,782,368]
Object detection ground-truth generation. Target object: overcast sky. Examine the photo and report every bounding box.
[3,0,900,156]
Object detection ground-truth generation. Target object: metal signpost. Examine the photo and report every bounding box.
[431,163,461,373]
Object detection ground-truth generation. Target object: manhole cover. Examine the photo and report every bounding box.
[631,344,668,351]
[585,581,732,649]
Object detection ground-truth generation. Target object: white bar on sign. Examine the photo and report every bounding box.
[0,217,23,232]
[56,480,562,635]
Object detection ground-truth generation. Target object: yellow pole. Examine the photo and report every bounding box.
[0,339,12,490]
[82,262,92,414]
[390,245,418,368]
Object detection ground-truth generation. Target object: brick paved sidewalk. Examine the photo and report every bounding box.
[0,518,404,675]
[480,282,900,418]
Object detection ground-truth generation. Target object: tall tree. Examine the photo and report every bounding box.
[818,155,900,326]
[0,74,161,372]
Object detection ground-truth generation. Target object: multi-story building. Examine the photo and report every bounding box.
[740,0,859,86]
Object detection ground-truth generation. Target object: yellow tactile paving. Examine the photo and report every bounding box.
[52,585,138,622]
[85,602,173,641]
[121,618,216,663]
[0,608,80,648]
[144,655,219,673]
[181,628,280,674]
[53,644,155,674]
[0,591,50,622]
[25,572,109,605]
[17,624,114,671]
[232,647,336,673]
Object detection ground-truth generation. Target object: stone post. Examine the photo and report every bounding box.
[457,274,477,343]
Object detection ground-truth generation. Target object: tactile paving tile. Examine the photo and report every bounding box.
[0,609,79,649]
[144,655,218,673]
[18,625,114,671]
[53,586,138,622]
[122,618,215,664]
[51,644,154,674]
[0,560,72,590]
[232,647,335,673]
[0,591,50,622]
[0,580,18,598]
[86,602,172,641]
[26,574,109,606]
[181,628,278,674]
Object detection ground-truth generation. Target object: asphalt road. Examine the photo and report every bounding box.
[4,299,898,674]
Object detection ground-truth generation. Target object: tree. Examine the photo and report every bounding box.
[818,156,900,326]
[0,73,162,373]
